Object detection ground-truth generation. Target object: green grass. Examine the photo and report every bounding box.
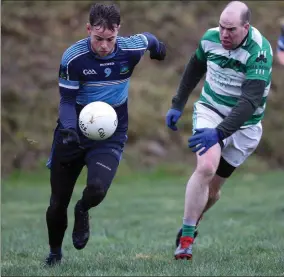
[1,165,284,276]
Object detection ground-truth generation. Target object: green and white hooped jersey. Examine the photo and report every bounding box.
[195,26,273,127]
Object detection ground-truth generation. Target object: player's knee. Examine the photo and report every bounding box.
[50,196,69,211]
[83,178,108,208]
[196,159,218,178]
[47,196,68,217]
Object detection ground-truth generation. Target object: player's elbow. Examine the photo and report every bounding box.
[241,79,266,109]
[59,88,78,105]
[59,94,77,106]
[142,32,159,50]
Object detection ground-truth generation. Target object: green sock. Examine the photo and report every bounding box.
[182,224,196,238]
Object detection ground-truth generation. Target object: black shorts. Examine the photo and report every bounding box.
[46,101,128,169]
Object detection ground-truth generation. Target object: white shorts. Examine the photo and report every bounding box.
[192,102,263,167]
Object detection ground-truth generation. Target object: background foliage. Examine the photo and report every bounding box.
[2,0,284,175]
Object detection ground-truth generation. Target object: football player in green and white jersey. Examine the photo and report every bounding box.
[165,1,273,260]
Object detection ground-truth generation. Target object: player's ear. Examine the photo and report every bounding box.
[244,23,250,31]
[86,23,92,36]
[117,24,121,32]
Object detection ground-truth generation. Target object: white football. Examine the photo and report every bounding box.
[78,101,118,140]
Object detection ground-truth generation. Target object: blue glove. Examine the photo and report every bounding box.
[166,108,182,131]
[188,128,224,156]
[150,42,166,61]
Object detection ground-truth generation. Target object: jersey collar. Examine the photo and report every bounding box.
[239,25,252,48]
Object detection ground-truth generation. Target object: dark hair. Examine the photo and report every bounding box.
[240,7,251,25]
[89,3,120,31]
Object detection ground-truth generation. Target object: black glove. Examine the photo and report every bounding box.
[150,41,166,61]
[56,128,84,164]
[59,128,80,146]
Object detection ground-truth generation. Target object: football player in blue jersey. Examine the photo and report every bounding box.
[44,3,166,266]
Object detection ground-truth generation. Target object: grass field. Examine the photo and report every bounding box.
[1,164,284,276]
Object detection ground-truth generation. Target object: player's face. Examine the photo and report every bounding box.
[87,24,120,57]
[219,13,249,50]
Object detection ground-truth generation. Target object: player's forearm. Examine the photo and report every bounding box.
[59,92,77,130]
[142,32,160,53]
[216,79,266,138]
[171,54,207,111]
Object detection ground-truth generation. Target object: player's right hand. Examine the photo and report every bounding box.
[150,42,166,61]
[57,128,84,164]
[166,108,182,131]
[59,128,80,146]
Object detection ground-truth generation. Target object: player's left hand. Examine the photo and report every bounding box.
[150,42,166,61]
[188,128,224,156]
[166,108,182,131]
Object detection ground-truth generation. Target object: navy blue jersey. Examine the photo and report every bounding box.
[58,33,160,130]
[46,32,163,168]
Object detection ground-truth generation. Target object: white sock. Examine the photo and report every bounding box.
[183,218,196,226]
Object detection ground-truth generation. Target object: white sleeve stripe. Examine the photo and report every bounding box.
[139,34,149,47]
[59,83,79,89]
[120,47,147,51]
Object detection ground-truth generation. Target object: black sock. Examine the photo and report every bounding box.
[46,206,67,251]
[50,247,62,256]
